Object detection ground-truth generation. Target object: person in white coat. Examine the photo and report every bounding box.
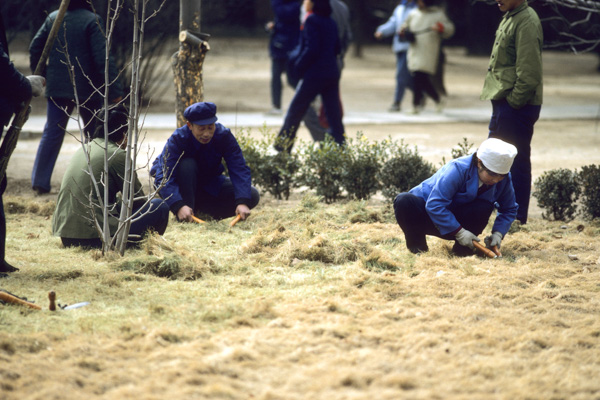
[374,0,417,112]
[401,0,454,113]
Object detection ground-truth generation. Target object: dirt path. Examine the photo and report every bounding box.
[7,39,600,214]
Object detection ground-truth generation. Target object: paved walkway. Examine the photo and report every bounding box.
[21,104,600,134]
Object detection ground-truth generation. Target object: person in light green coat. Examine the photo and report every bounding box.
[481,0,543,224]
[53,109,169,249]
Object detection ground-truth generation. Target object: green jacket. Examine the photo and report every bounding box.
[52,139,143,239]
[481,1,543,108]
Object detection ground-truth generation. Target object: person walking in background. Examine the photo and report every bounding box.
[29,0,123,195]
[151,102,260,223]
[53,108,170,249]
[329,0,352,73]
[266,0,301,115]
[401,0,454,114]
[275,0,345,152]
[374,0,417,112]
[393,138,518,257]
[481,0,543,225]
[0,11,45,276]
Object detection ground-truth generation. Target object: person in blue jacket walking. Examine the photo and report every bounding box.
[374,0,416,112]
[266,0,301,115]
[275,0,345,152]
[393,138,518,256]
[151,102,260,223]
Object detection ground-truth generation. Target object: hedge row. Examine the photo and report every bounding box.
[235,130,441,203]
[533,165,600,221]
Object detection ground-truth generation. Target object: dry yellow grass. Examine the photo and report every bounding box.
[0,193,598,399]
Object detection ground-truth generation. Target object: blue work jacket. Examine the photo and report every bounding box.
[409,154,518,236]
[151,123,252,212]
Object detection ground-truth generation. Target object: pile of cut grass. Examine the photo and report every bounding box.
[0,193,599,399]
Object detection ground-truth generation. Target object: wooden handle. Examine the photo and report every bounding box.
[472,240,497,258]
[0,292,42,310]
[230,215,242,227]
[491,245,502,257]
[191,215,205,224]
[48,291,56,311]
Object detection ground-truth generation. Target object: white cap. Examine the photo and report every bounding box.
[477,138,518,175]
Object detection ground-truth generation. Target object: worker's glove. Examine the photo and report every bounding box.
[26,75,46,97]
[455,228,478,249]
[484,231,503,249]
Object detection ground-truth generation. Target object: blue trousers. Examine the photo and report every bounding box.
[61,198,170,248]
[276,76,345,152]
[32,98,99,192]
[394,51,413,105]
[270,56,288,109]
[394,193,494,253]
[488,99,541,224]
[175,158,260,220]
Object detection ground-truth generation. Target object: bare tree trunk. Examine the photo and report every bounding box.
[172,0,209,127]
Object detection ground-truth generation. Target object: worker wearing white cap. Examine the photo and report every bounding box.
[393,138,518,256]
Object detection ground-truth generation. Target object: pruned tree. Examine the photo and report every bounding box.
[172,0,210,127]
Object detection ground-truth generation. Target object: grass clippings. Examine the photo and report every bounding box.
[0,195,599,400]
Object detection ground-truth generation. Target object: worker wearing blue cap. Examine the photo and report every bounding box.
[151,102,260,222]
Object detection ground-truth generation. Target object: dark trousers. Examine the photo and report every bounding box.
[0,176,6,262]
[270,56,288,109]
[488,99,540,224]
[61,198,170,249]
[393,193,494,252]
[412,71,440,108]
[32,98,99,192]
[276,76,345,152]
[176,158,260,220]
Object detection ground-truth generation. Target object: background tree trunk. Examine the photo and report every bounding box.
[173,0,208,128]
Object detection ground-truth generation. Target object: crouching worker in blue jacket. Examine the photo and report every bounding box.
[393,138,518,256]
[53,108,170,248]
[151,102,260,222]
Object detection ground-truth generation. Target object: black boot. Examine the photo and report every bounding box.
[0,260,19,273]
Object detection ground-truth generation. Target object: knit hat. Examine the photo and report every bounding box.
[477,138,518,175]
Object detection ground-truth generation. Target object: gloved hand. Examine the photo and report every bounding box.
[455,228,478,249]
[26,75,46,97]
[484,231,503,249]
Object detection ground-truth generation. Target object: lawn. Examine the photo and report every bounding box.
[1,192,598,399]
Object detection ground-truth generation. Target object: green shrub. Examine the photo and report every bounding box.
[533,168,581,221]
[299,136,345,203]
[236,128,300,200]
[378,139,436,201]
[578,164,600,220]
[341,133,385,200]
[451,137,474,159]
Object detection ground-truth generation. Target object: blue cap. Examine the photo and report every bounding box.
[184,102,218,125]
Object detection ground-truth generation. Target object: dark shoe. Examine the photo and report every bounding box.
[408,247,428,254]
[32,186,50,195]
[0,261,19,273]
[452,242,474,257]
[388,103,400,112]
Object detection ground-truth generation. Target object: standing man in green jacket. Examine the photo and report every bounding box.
[481,0,542,225]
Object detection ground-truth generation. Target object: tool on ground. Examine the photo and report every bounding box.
[61,302,90,310]
[472,240,497,259]
[48,291,56,311]
[0,0,71,182]
[0,290,42,310]
[191,215,205,224]
[491,245,502,258]
[230,214,242,227]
